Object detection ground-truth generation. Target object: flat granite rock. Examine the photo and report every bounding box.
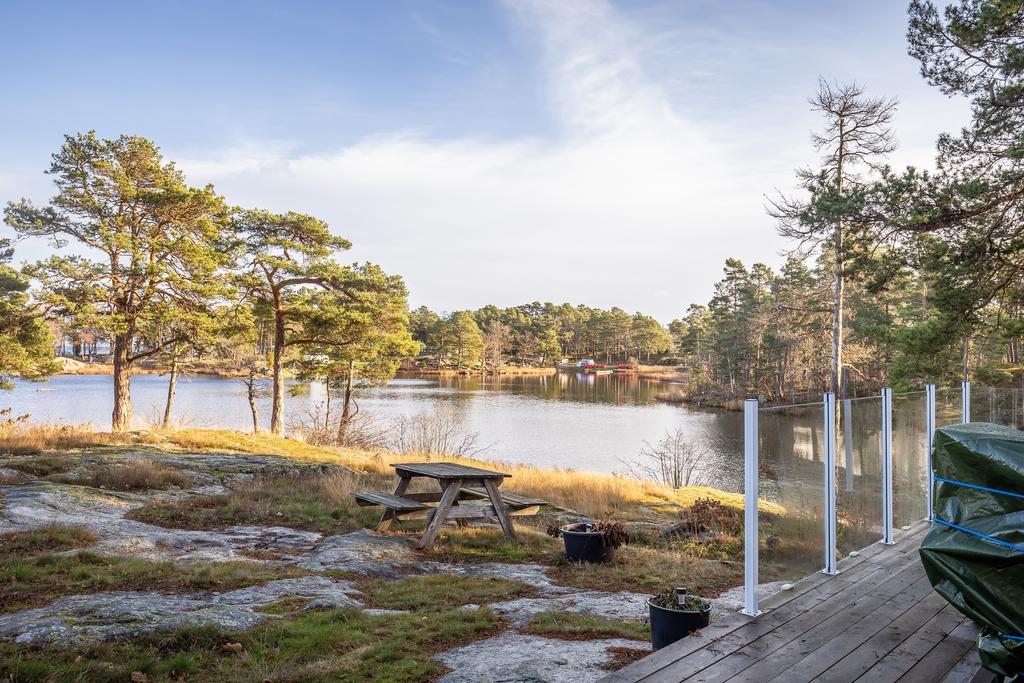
[298,529,422,577]
[490,590,650,625]
[436,632,645,683]
[427,561,567,594]
[0,576,363,646]
[0,482,321,563]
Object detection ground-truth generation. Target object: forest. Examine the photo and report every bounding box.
[406,304,671,370]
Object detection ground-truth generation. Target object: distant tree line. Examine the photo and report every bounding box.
[408,304,673,370]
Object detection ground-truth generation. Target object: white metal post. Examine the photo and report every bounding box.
[961,380,970,423]
[881,388,894,544]
[926,384,936,520]
[823,392,839,574]
[742,398,762,616]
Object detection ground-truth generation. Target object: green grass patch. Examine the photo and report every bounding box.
[525,610,649,641]
[0,529,308,612]
[126,471,381,534]
[0,524,98,556]
[364,574,534,610]
[421,527,562,564]
[0,606,501,682]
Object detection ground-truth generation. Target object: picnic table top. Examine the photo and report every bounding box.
[390,462,509,480]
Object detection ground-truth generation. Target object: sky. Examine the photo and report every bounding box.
[0,0,971,322]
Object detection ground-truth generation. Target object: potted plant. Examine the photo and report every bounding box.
[648,587,711,650]
[547,521,629,563]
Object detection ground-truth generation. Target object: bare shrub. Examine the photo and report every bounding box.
[289,403,389,450]
[386,407,489,457]
[624,427,718,488]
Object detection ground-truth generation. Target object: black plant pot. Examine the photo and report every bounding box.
[560,523,614,563]
[648,598,711,650]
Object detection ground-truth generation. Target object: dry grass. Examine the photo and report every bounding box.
[2,453,77,477]
[524,610,649,641]
[601,646,653,671]
[549,544,743,596]
[0,423,784,522]
[0,423,130,456]
[420,526,743,595]
[127,470,384,534]
[1,524,99,556]
[363,574,535,610]
[422,527,562,564]
[68,461,193,491]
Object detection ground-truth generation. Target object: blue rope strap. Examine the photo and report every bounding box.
[933,476,1024,502]
[931,481,1024,643]
[932,517,1024,554]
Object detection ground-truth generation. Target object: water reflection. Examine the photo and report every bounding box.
[9,372,742,481]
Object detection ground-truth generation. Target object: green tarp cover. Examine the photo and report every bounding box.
[920,422,1024,677]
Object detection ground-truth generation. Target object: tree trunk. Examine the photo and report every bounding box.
[337,359,355,444]
[324,377,332,424]
[832,122,846,399]
[832,221,844,397]
[270,308,286,435]
[161,354,179,429]
[247,378,260,433]
[112,333,133,432]
[961,334,972,382]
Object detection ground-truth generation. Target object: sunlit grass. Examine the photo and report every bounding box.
[0,423,783,522]
[127,470,384,535]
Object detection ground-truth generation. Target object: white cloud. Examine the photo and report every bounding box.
[169,0,966,322]
[170,0,775,322]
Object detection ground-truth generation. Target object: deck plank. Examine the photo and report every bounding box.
[849,605,965,683]
[639,558,929,682]
[602,525,928,683]
[898,619,981,682]
[601,521,991,683]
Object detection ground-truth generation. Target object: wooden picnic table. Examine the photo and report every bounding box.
[372,462,518,549]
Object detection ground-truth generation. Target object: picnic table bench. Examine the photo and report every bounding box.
[352,462,547,548]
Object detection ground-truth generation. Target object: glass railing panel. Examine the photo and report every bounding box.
[758,400,825,587]
[891,390,929,528]
[936,385,963,428]
[836,396,884,557]
[970,386,1024,427]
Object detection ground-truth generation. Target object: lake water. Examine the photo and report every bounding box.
[7,372,748,485]
[9,372,973,512]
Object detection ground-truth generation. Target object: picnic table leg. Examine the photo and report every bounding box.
[484,479,517,541]
[376,475,412,532]
[416,478,463,549]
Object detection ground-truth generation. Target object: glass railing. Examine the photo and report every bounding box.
[757,400,825,587]
[890,390,929,529]
[936,385,963,428]
[970,386,1024,427]
[836,396,884,557]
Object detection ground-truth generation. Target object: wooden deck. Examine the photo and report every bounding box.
[602,521,997,683]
